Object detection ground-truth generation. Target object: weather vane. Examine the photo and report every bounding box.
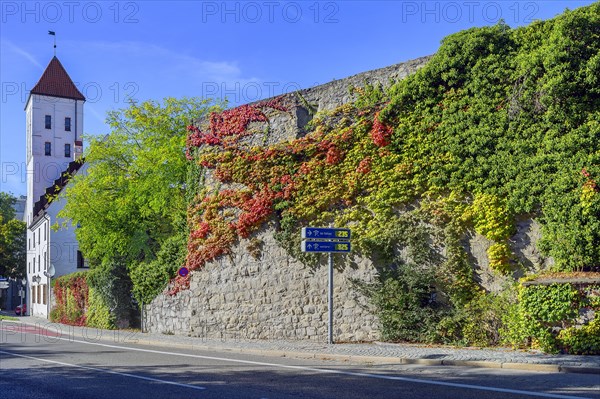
[48,31,56,55]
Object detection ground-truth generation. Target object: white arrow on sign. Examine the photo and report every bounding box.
[0,282,9,289]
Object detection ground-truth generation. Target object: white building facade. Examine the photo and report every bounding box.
[25,56,87,318]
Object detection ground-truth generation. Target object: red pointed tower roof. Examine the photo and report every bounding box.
[30,56,85,101]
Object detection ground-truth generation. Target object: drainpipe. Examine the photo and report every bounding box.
[44,215,51,319]
[74,100,78,143]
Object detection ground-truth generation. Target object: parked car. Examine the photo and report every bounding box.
[15,304,26,315]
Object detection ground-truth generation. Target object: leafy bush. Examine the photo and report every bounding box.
[87,260,137,327]
[129,233,186,304]
[357,262,442,343]
[558,318,600,355]
[520,284,580,323]
[439,291,513,346]
[86,287,115,329]
[502,283,600,353]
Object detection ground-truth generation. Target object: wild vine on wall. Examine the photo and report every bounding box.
[179,4,599,351]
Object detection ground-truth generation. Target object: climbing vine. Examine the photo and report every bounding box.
[179,4,599,347]
[503,282,600,354]
[51,272,89,326]
[50,272,115,329]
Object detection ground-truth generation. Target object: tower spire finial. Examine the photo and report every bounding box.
[48,31,56,56]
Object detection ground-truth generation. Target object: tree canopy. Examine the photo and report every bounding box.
[0,193,26,278]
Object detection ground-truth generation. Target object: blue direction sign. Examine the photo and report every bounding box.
[301,241,351,253]
[301,227,351,240]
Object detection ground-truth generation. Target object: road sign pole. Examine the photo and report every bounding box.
[301,226,351,345]
[141,299,144,333]
[328,252,334,345]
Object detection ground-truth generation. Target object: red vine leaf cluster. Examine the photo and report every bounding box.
[370,111,394,147]
[357,157,372,174]
[186,97,288,159]
[53,275,88,326]
[581,168,599,192]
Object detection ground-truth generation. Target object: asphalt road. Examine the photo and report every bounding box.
[1,322,598,399]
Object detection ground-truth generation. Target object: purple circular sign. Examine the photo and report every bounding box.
[178,267,189,277]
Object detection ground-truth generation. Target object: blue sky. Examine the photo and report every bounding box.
[0,0,595,196]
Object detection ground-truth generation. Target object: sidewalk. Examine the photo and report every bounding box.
[3,314,599,375]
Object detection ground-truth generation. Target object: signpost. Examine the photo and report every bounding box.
[301,226,351,344]
[301,241,351,253]
[301,227,351,240]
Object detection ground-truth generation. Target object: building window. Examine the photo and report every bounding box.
[33,232,35,247]
[43,285,47,305]
[28,238,31,250]
[45,142,51,156]
[77,251,88,268]
[44,252,47,270]
[38,228,40,244]
[38,255,40,272]
[28,262,31,274]
[65,117,71,131]
[45,115,51,129]
[32,286,36,304]
[37,285,41,304]
[65,143,71,158]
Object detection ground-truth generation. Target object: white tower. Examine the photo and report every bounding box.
[25,56,85,225]
[25,57,86,317]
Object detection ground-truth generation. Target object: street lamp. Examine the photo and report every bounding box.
[20,277,26,317]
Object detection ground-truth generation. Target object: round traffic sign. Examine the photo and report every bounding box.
[178,267,189,277]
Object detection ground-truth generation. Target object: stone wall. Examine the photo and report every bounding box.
[146,218,549,342]
[145,55,552,342]
[146,224,379,342]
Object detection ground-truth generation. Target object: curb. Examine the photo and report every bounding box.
[5,319,599,375]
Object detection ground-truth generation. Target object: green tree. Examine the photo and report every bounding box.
[0,193,26,278]
[0,192,16,221]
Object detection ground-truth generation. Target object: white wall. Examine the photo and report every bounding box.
[47,193,81,278]
[26,217,50,317]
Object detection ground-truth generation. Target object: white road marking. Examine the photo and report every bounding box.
[0,349,206,391]
[1,328,594,399]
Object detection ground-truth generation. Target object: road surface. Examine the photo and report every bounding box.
[1,322,598,399]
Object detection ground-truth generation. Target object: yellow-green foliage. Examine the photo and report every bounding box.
[469,194,514,242]
[86,287,115,329]
[558,318,600,355]
[487,243,513,274]
[503,283,600,354]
